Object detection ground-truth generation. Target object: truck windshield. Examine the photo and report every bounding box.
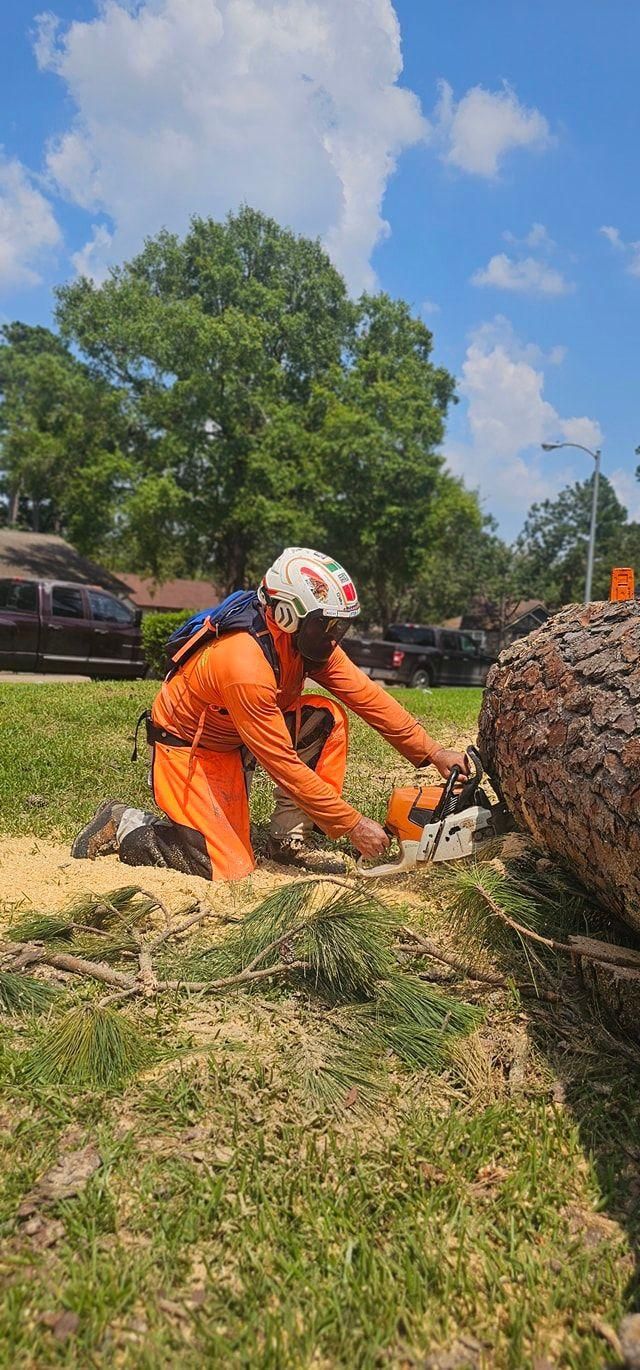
[386,625,436,647]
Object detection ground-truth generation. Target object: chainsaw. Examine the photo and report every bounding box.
[358,746,510,879]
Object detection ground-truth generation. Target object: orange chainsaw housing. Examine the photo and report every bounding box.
[385,785,448,842]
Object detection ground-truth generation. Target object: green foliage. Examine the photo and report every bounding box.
[9,885,155,944]
[289,1026,385,1112]
[8,912,75,943]
[0,321,131,551]
[349,973,482,1070]
[0,971,58,1015]
[515,472,629,607]
[204,879,398,998]
[314,293,458,623]
[56,207,356,589]
[24,1003,154,1088]
[141,610,192,675]
[444,860,551,954]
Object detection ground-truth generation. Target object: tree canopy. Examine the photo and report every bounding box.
[2,205,635,624]
[515,474,634,606]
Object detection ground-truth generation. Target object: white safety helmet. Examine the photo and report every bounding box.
[259,547,360,662]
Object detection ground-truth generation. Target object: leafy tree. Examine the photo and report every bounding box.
[56,207,354,589]
[312,294,457,623]
[515,473,628,607]
[0,322,129,551]
[413,509,518,627]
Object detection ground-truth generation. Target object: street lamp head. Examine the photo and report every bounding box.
[541,442,560,451]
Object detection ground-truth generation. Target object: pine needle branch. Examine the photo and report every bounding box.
[24,1004,154,1088]
[0,971,58,1015]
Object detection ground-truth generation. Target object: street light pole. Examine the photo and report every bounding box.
[541,440,602,603]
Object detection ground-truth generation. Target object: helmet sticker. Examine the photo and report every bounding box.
[301,567,330,603]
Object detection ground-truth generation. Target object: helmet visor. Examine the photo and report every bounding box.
[296,610,353,662]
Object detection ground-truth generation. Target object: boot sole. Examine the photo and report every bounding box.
[71,800,124,860]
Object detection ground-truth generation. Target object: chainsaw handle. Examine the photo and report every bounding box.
[431,766,461,821]
[453,746,484,812]
[357,842,420,879]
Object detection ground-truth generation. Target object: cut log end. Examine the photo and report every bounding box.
[478,600,640,933]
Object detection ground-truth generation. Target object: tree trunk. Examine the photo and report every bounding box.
[478,600,640,933]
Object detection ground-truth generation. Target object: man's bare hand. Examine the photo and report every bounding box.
[350,816,390,858]
[432,748,470,779]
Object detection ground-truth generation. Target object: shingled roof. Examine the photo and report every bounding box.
[0,530,132,597]
[0,530,222,613]
[121,574,221,613]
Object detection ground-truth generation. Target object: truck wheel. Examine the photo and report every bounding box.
[410,667,433,690]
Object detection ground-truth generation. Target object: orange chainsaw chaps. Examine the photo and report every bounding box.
[385,784,445,842]
[152,740,255,882]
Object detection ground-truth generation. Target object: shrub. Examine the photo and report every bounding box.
[141,610,191,676]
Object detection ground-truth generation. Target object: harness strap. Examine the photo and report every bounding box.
[132,712,192,759]
[188,708,208,778]
[131,709,150,762]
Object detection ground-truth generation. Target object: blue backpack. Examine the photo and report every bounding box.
[164,589,280,683]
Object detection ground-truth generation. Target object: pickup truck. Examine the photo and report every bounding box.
[0,578,146,679]
[343,622,493,689]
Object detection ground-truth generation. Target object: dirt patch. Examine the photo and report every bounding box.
[0,834,298,926]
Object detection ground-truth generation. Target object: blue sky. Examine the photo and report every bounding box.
[1,0,638,537]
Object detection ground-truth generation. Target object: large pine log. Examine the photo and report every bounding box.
[478,601,640,932]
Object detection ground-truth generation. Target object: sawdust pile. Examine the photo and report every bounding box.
[0,835,294,928]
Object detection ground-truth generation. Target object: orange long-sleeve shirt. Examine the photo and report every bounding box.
[151,618,441,838]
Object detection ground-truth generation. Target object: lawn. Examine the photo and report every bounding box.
[1,680,639,1369]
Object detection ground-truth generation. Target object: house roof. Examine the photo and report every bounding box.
[0,531,132,597]
[442,600,547,635]
[0,532,223,613]
[121,574,221,612]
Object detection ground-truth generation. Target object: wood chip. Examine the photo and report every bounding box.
[18,1144,102,1215]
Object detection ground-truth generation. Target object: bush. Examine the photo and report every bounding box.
[141,610,191,676]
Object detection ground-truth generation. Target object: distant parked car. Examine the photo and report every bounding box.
[0,578,146,679]
[343,622,493,689]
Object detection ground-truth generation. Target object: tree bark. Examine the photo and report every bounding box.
[478,601,640,933]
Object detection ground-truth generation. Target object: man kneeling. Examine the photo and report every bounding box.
[72,548,467,881]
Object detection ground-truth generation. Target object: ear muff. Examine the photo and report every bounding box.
[272,599,300,633]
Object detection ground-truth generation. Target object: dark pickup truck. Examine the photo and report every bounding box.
[343,622,493,689]
[0,578,146,679]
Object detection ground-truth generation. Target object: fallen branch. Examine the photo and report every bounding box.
[148,902,213,951]
[400,927,507,986]
[26,949,131,989]
[401,928,562,1002]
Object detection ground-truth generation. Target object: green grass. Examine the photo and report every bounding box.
[0,680,481,839]
[1,678,639,1368]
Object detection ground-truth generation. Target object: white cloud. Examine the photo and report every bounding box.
[609,468,640,522]
[429,80,551,178]
[600,225,623,250]
[70,223,115,283]
[0,151,61,290]
[444,317,602,534]
[472,252,571,296]
[421,298,440,316]
[600,224,640,277]
[503,222,553,250]
[35,0,426,293]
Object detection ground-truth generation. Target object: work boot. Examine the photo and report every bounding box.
[71,799,127,860]
[265,834,347,875]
